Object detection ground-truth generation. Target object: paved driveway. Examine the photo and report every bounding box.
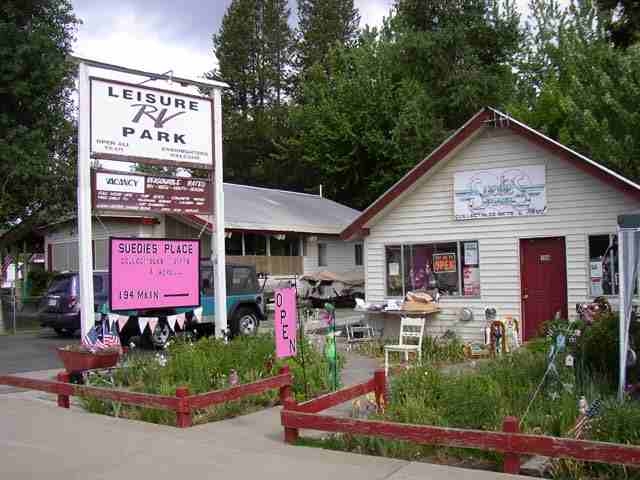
[0,331,71,375]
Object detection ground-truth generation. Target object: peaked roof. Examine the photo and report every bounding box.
[341,107,640,240]
[178,183,361,235]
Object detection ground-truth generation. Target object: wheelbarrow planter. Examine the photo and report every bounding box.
[57,347,120,373]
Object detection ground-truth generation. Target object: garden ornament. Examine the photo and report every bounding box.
[323,303,338,390]
[229,369,239,387]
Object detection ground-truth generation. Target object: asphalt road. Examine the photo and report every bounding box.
[0,330,71,375]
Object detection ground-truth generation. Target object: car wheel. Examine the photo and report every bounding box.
[150,320,173,348]
[233,307,258,337]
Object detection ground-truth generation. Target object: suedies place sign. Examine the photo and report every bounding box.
[110,238,200,312]
[454,165,546,220]
[92,170,211,214]
[90,78,213,168]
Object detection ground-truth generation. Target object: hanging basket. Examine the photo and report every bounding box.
[57,346,120,373]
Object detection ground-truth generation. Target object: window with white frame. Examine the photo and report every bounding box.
[318,243,327,267]
[50,242,80,272]
[385,241,480,297]
[588,234,618,296]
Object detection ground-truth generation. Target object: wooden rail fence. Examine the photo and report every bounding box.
[0,366,294,428]
[280,369,640,475]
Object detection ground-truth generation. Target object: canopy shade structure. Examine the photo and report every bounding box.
[618,213,640,400]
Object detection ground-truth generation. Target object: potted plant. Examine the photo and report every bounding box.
[57,344,121,373]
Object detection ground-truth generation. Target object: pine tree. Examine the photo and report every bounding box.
[210,0,296,187]
[297,0,360,71]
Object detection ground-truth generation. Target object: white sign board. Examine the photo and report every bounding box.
[90,78,213,168]
[454,165,546,220]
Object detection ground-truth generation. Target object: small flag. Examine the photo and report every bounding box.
[568,399,603,439]
[82,326,105,351]
[167,315,178,332]
[115,315,128,332]
[102,321,121,349]
[148,318,158,334]
[138,317,150,333]
[176,313,185,330]
[193,307,203,321]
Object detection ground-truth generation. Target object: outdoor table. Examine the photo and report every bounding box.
[358,308,440,339]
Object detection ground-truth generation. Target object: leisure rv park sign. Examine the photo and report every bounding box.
[90,78,213,168]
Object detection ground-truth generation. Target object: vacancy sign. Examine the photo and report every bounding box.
[109,237,200,312]
[92,170,212,214]
[274,288,297,358]
[90,78,213,168]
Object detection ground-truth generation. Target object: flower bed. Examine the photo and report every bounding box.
[304,333,640,479]
[82,333,342,425]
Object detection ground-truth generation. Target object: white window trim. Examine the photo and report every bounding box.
[383,240,481,299]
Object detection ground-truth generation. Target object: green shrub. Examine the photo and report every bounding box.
[82,333,341,424]
[421,331,466,364]
[29,269,58,296]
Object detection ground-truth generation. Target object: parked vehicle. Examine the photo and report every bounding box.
[41,263,265,348]
[39,272,109,336]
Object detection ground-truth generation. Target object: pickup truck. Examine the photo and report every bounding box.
[41,261,265,348]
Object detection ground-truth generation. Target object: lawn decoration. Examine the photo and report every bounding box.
[322,302,339,391]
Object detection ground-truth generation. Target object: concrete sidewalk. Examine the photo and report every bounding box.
[0,393,529,480]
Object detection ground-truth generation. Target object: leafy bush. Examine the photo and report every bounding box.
[310,346,640,477]
[29,269,58,296]
[82,333,341,424]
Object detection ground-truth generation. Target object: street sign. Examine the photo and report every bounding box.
[274,287,297,358]
[90,78,213,169]
[92,170,212,214]
[109,237,200,312]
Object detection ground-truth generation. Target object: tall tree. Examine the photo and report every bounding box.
[512,0,640,181]
[283,29,446,208]
[297,0,360,72]
[0,0,79,231]
[595,0,640,47]
[391,0,521,128]
[210,0,295,187]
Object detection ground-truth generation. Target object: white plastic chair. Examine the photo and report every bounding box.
[384,317,425,375]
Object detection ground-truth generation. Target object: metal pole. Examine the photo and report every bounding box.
[211,88,227,339]
[11,283,16,334]
[618,228,626,400]
[77,62,95,338]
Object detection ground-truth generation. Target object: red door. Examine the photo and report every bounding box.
[520,237,568,341]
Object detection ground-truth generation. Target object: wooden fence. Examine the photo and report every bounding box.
[0,366,294,428]
[280,369,640,475]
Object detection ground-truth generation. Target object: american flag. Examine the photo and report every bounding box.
[82,326,105,351]
[568,399,603,439]
[102,321,121,349]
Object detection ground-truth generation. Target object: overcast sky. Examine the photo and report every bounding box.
[72,0,543,82]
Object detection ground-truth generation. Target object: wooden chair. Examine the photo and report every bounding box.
[384,317,426,375]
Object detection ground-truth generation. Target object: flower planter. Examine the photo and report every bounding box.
[57,347,120,373]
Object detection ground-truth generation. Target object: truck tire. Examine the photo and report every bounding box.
[232,307,259,337]
[148,319,173,348]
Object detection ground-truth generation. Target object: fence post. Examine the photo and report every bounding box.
[56,371,70,409]
[175,386,191,428]
[373,369,386,412]
[502,416,521,474]
[279,365,299,444]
